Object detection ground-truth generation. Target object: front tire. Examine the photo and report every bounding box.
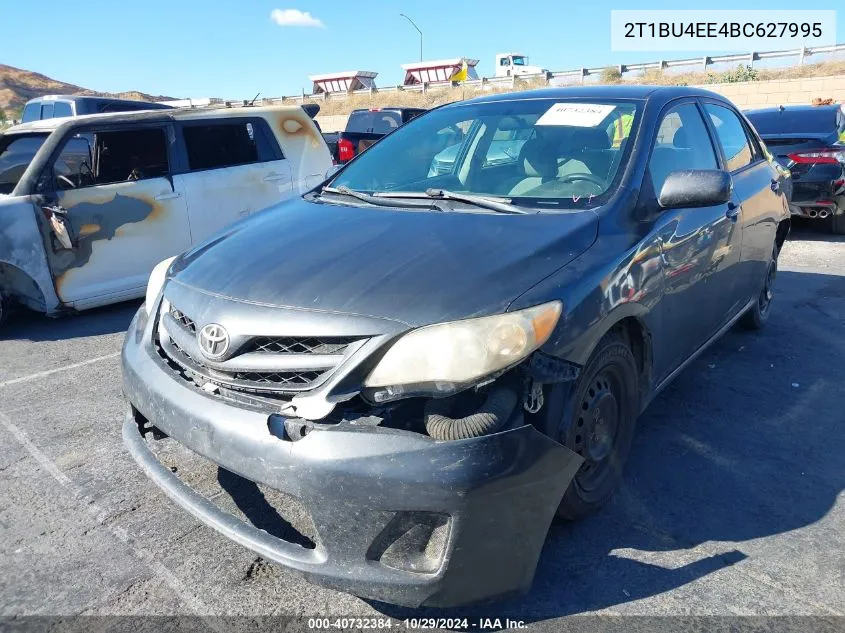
[0,287,8,331]
[551,331,639,521]
[741,245,777,330]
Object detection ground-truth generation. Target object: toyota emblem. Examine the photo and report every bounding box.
[198,323,230,359]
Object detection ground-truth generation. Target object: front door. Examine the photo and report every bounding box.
[173,118,293,245]
[647,101,743,381]
[42,125,191,306]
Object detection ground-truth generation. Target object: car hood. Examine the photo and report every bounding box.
[171,198,598,327]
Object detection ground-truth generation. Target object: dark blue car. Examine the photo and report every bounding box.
[122,85,791,608]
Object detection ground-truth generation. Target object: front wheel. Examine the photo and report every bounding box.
[741,245,777,330]
[551,331,639,521]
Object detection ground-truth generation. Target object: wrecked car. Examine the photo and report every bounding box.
[122,86,790,607]
[0,106,331,328]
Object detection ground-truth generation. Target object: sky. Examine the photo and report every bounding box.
[2,0,843,101]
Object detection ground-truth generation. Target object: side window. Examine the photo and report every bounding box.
[704,104,754,171]
[52,136,94,189]
[182,123,260,171]
[484,117,535,166]
[53,102,73,118]
[649,103,718,195]
[53,128,169,189]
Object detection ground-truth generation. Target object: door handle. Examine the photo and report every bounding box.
[726,202,740,220]
[155,192,182,201]
[263,173,288,182]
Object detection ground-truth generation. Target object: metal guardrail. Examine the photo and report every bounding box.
[249,42,845,106]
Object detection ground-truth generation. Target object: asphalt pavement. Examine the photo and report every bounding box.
[1,221,843,631]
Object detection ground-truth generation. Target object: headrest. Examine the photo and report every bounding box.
[568,127,612,151]
[673,127,692,149]
[519,138,558,179]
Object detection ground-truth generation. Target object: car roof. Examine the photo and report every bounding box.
[456,84,731,106]
[25,94,165,105]
[3,104,310,135]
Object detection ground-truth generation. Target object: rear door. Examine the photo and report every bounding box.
[703,101,781,314]
[173,117,293,245]
[43,124,192,305]
[647,101,741,379]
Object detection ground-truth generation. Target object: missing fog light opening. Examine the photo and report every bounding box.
[367,512,451,574]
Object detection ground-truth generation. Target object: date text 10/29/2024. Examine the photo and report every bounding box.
[307,618,528,629]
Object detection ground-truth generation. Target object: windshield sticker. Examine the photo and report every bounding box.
[536,103,617,127]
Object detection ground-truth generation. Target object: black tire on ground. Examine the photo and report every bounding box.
[0,287,8,330]
[548,330,640,521]
[832,212,845,235]
[741,245,778,330]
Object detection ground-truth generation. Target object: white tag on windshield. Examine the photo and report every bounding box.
[536,103,616,127]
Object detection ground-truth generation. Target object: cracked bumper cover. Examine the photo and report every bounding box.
[121,308,583,607]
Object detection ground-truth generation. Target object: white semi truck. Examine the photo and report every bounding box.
[495,53,548,77]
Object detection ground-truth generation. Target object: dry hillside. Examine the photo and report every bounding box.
[0,63,175,120]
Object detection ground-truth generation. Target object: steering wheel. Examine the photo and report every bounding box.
[558,173,606,188]
[57,175,76,189]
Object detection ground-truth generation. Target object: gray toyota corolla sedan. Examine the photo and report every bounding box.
[122,86,790,607]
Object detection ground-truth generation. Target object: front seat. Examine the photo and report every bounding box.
[509,138,558,196]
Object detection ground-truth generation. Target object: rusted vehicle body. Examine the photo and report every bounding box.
[0,106,331,327]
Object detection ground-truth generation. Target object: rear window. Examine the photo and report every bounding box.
[346,110,403,134]
[746,108,840,136]
[182,123,259,171]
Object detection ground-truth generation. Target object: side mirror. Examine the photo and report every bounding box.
[658,169,732,209]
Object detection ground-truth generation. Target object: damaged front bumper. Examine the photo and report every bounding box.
[121,308,583,608]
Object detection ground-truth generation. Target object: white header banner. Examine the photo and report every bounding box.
[611,10,836,52]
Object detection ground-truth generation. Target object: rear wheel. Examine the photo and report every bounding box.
[741,245,777,330]
[551,331,639,521]
[832,211,845,236]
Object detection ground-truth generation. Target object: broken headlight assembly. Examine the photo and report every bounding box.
[363,301,562,403]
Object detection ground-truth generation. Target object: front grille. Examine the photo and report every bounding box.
[157,303,362,398]
[247,336,356,355]
[232,371,322,387]
[170,306,196,333]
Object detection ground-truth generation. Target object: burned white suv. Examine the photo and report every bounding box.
[0,105,331,328]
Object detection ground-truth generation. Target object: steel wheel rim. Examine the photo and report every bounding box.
[569,367,625,493]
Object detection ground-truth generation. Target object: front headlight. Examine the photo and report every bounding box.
[144,256,177,316]
[364,301,562,402]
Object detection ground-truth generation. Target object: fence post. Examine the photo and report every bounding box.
[580,68,587,84]
[748,52,756,67]
[799,46,806,65]
[702,56,709,71]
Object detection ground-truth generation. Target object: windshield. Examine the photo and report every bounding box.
[512,56,527,66]
[330,98,640,209]
[0,133,48,195]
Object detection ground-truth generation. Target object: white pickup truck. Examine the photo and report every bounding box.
[0,105,331,328]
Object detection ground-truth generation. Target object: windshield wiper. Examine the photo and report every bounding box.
[374,189,530,214]
[320,185,444,210]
